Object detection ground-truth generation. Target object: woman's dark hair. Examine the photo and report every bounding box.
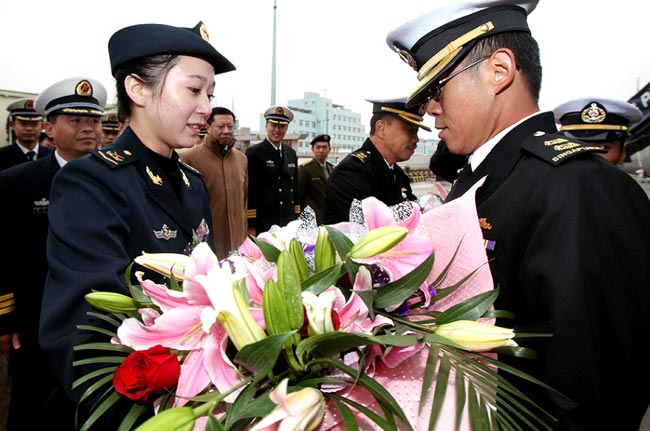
[113,54,181,118]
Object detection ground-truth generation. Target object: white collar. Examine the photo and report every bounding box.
[469,111,541,171]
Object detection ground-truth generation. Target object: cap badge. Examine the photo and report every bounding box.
[108,113,118,122]
[75,80,93,97]
[275,107,285,116]
[153,224,177,240]
[397,49,418,71]
[146,166,163,186]
[580,103,606,124]
[25,100,35,110]
[199,23,211,42]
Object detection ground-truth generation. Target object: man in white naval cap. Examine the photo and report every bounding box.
[0,98,51,170]
[245,105,300,234]
[0,76,106,430]
[322,97,431,224]
[386,1,650,430]
[554,97,643,165]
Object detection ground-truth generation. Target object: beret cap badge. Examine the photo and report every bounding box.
[199,23,210,43]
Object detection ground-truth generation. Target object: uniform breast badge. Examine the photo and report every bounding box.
[153,224,177,240]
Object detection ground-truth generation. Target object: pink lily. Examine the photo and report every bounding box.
[352,198,435,307]
[117,243,247,404]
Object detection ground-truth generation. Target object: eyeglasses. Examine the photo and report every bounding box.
[423,56,489,106]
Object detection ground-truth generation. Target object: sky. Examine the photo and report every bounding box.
[2,0,648,140]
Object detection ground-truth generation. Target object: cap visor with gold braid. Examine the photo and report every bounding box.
[386,1,538,108]
[367,97,431,132]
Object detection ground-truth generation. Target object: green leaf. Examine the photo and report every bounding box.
[235,332,294,381]
[302,263,344,295]
[373,334,421,347]
[329,397,360,431]
[435,288,499,325]
[78,385,120,431]
[74,342,133,353]
[250,235,281,263]
[427,354,451,431]
[296,332,381,358]
[309,357,413,430]
[373,253,434,309]
[324,225,353,259]
[327,394,396,430]
[72,366,117,390]
[117,403,149,431]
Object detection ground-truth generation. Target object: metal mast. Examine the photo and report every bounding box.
[271,0,277,105]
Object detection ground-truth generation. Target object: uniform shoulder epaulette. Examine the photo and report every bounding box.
[91,148,138,168]
[179,161,203,177]
[521,131,606,166]
[349,149,373,164]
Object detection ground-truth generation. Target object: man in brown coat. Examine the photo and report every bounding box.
[180,107,248,258]
[298,134,333,224]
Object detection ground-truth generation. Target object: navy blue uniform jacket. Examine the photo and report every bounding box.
[322,138,416,224]
[246,138,300,233]
[0,143,53,171]
[447,112,650,430]
[39,128,213,428]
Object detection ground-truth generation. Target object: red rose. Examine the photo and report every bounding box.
[113,345,181,404]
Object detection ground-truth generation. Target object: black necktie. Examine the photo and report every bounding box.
[26,151,35,161]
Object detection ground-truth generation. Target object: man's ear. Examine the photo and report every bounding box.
[42,121,54,137]
[489,48,516,95]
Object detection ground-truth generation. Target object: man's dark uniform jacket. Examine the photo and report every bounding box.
[322,138,416,224]
[246,138,300,233]
[0,153,62,427]
[38,127,213,430]
[446,112,650,430]
[298,157,333,224]
[0,143,53,171]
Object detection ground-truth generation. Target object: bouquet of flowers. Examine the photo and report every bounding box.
[76,179,559,431]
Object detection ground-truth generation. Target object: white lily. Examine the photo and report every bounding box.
[301,290,338,336]
[251,378,325,431]
[196,263,266,351]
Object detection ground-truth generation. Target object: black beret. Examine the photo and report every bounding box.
[108,21,235,76]
[310,134,331,146]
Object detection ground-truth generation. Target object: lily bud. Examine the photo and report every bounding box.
[347,226,408,260]
[251,379,325,431]
[314,227,335,272]
[301,291,337,336]
[134,252,189,281]
[85,291,139,313]
[133,406,196,431]
[434,320,517,352]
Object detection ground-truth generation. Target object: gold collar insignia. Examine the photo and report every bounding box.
[146,166,163,186]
